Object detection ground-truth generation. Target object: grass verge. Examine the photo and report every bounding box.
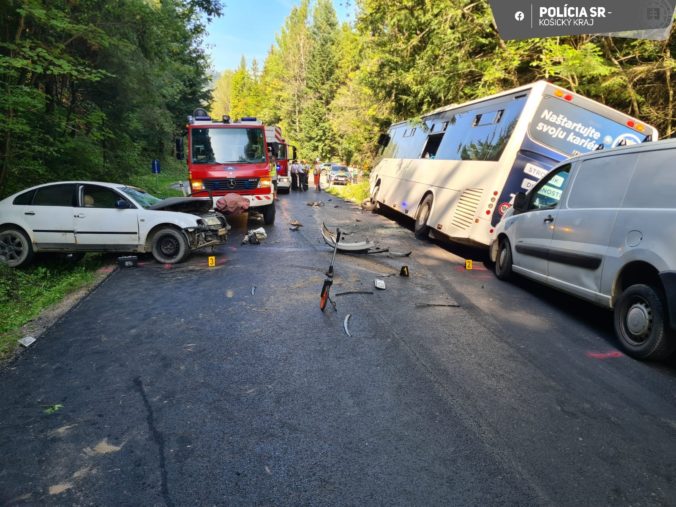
[324,180,370,203]
[0,255,110,360]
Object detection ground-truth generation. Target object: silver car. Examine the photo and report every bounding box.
[0,181,229,267]
[490,139,676,360]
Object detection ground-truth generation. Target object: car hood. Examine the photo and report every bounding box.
[148,197,212,214]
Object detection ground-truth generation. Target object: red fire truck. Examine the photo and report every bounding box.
[265,126,296,194]
[179,109,276,225]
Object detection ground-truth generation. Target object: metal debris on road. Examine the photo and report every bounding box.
[400,266,409,277]
[343,314,352,337]
[374,279,386,290]
[251,286,256,296]
[335,291,374,297]
[415,303,460,308]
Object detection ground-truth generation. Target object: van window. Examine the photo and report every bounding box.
[567,154,636,209]
[528,164,571,210]
[623,150,676,208]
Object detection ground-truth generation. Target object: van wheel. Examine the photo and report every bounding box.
[262,203,276,225]
[495,237,513,281]
[152,227,189,264]
[614,284,675,360]
[0,227,34,268]
[414,195,433,240]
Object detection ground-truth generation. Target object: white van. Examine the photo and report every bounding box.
[490,139,676,360]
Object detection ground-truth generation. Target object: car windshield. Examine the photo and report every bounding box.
[121,186,162,209]
[332,165,348,174]
[191,127,266,164]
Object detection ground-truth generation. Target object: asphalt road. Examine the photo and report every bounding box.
[1,188,675,506]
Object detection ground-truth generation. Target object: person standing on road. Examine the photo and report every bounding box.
[313,159,322,191]
[299,160,308,191]
[290,159,300,191]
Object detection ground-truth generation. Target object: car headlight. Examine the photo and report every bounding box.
[202,215,222,227]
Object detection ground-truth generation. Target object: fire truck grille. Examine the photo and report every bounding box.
[204,178,259,191]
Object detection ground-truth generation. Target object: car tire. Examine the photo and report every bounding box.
[414,195,433,240]
[0,227,34,268]
[262,203,276,225]
[495,237,513,281]
[151,227,189,264]
[614,284,675,360]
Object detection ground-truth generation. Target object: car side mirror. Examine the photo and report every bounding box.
[116,199,131,209]
[513,192,528,213]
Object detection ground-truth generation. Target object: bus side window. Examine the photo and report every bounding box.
[422,133,444,159]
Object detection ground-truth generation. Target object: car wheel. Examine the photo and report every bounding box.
[495,237,513,281]
[262,203,276,225]
[414,195,433,240]
[614,284,675,360]
[0,227,34,268]
[151,227,189,264]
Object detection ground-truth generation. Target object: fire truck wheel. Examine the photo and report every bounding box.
[151,227,189,264]
[262,203,276,225]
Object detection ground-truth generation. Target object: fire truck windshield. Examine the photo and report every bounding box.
[191,127,266,164]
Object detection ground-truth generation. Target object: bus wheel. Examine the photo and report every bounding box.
[614,284,675,360]
[414,195,433,240]
[495,237,513,281]
[262,203,276,225]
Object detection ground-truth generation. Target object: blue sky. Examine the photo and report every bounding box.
[204,0,355,74]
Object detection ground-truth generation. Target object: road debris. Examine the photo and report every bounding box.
[322,222,375,252]
[251,286,256,296]
[335,291,374,297]
[415,303,461,308]
[117,255,138,268]
[242,227,267,245]
[307,201,325,207]
[400,265,410,277]
[374,279,386,290]
[343,314,352,337]
[18,336,36,347]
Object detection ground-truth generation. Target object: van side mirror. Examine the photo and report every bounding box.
[175,137,184,161]
[377,133,390,147]
[513,192,528,212]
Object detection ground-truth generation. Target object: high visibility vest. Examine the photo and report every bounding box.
[269,162,277,179]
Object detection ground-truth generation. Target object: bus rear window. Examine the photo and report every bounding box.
[529,96,646,156]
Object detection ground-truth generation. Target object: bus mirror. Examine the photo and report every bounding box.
[292,146,297,159]
[513,192,527,212]
[377,133,390,147]
[175,137,184,161]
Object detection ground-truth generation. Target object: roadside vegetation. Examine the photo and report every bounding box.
[325,180,370,204]
[0,256,103,359]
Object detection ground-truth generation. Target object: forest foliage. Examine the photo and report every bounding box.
[212,0,675,168]
[1,0,674,197]
[0,0,222,197]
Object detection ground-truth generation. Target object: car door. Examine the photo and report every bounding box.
[547,154,637,299]
[508,164,572,279]
[73,184,140,250]
[20,183,77,249]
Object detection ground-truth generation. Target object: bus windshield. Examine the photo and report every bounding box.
[191,128,266,164]
[529,95,646,156]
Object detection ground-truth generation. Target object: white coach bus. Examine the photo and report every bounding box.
[369,80,658,247]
